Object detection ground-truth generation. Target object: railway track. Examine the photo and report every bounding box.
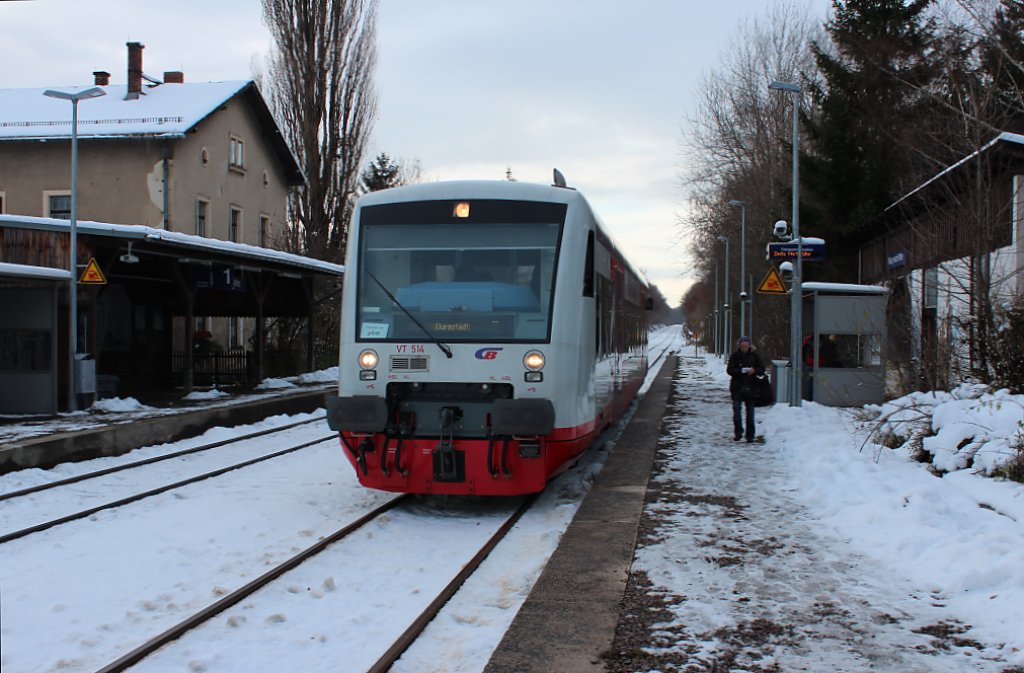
[0,422,335,544]
[91,494,537,673]
[0,415,326,502]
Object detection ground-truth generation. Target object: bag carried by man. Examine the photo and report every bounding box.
[741,374,775,407]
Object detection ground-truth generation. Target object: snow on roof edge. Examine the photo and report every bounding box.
[0,214,343,276]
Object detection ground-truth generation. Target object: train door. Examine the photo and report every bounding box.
[611,257,625,414]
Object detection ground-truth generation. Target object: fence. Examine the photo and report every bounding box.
[171,349,252,387]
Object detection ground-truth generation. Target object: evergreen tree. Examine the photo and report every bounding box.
[982,0,1024,129]
[801,0,938,281]
[360,152,403,193]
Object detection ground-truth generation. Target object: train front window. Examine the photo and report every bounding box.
[358,218,562,342]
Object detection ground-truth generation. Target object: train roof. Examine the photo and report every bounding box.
[355,180,648,287]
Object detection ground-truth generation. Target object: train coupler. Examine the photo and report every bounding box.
[433,406,465,482]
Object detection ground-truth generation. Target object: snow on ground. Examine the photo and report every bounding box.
[2,328,1022,672]
[0,327,679,673]
[0,370,336,445]
[620,350,1024,671]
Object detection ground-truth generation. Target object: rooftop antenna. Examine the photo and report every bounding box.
[552,168,567,188]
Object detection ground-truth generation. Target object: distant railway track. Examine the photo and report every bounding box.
[0,426,335,544]
[91,493,537,673]
[0,415,326,502]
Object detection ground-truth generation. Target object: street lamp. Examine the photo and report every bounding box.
[728,199,747,338]
[44,86,106,411]
[769,78,802,407]
[713,257,720,356]
[717,235,730,361]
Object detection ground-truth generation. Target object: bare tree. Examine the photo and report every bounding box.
[263,0,380,263]
[679,0,821,359]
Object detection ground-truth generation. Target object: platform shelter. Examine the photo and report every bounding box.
[773,282,888,407]
[0,214,343,414]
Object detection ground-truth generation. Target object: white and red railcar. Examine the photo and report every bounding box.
[326,177,649,495]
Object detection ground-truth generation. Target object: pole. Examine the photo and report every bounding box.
[43,86,104,412]
[68,97,79,412]
[713,258,719,356]
[739,205,746,337]
[791,90,802,407]
[719,237,730,361]
[770,79,802,406]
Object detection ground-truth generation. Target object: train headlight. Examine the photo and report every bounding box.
[358,349,379,369]
[523,351,545,371]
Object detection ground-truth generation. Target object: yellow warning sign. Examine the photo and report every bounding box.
[757,266,788,295]
[79,258,107,285]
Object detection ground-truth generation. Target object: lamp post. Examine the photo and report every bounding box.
[717,235,730,361]
[44,86,106,412]
[769,79,802,407]
[713,257,719,356]
[728,199,746,338]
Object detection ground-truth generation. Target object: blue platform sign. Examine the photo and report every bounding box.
[768,241,825,262]
[887,249,908,269]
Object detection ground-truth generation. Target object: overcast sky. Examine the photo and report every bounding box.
[0,0,832,305]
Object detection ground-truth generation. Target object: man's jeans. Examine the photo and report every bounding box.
[732,398,755,441]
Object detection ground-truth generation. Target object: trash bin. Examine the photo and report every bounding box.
[75,354,96,395]
[771,360,789,404]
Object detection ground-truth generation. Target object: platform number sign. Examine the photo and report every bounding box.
[189,263,246,292]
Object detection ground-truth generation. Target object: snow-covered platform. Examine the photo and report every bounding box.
[483,354,677,672]
[0,385,332,473]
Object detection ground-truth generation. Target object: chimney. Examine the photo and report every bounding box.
[93,71,111,86]
[126,41,144,99]
[163,71,184,84]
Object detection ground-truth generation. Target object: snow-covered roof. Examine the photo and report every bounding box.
[0,81,251,140]
[0,261,71,281]
[0,214,343,276]
[887,132,1024,211]
[802,281,887,295]
[0,80,304,185]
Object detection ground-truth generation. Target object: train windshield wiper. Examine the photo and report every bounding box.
[365,269,453,359]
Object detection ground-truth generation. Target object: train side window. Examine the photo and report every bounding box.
[583,231,595,297]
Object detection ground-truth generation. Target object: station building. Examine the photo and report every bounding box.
[0,42,343,415]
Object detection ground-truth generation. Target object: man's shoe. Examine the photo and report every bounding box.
[734,434,742,441]
[746,437,754,443]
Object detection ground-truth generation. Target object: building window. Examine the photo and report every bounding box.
[0,191,5,214]
[0,329,52,371]
[229,135,245,170]
[259,215,270,247]
[229,317,242,349]
[44,191,72,219]
[924,267,938,309]
[200,147,209,166]
[196,199,209,237]
[229,207,242,243]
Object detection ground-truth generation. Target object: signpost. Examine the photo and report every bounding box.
[768,239,825,262]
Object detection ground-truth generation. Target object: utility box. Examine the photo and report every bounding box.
[75,354,97,395]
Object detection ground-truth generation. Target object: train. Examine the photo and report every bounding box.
[326,173,650,495]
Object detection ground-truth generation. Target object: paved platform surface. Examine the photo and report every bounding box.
[484,355,677,673]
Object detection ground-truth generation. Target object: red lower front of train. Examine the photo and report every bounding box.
[337,424,598,495]
[327,377,644,496]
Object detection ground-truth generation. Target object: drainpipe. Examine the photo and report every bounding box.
[162,143,171,229]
